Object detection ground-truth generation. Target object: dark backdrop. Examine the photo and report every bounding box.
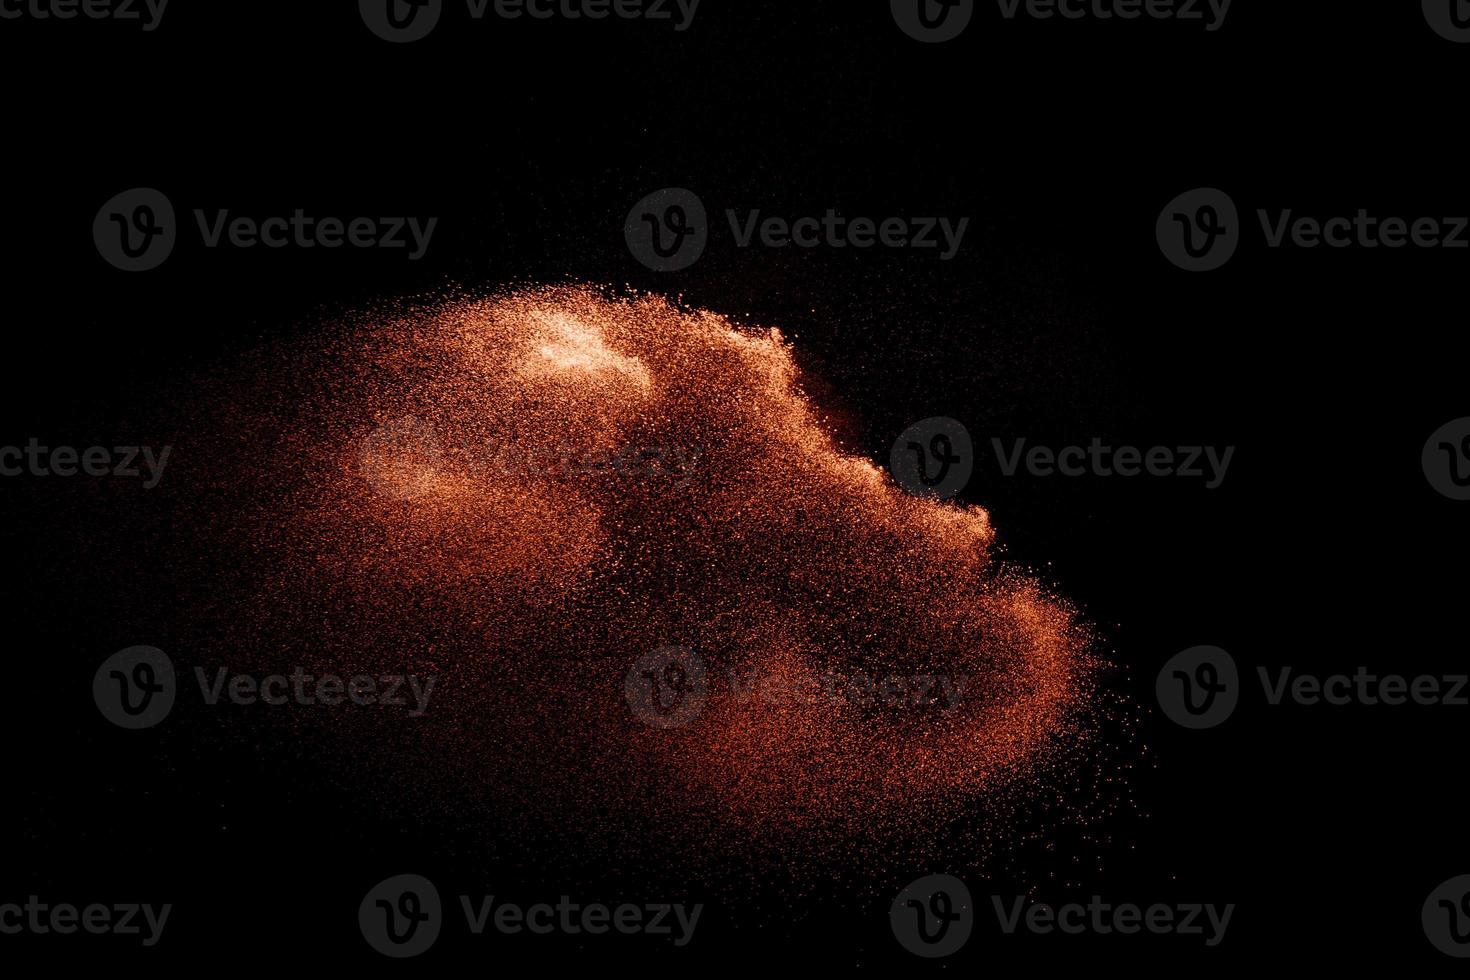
[2,0,1465,971]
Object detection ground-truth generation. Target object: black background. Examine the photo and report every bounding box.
[3,0,1467,970]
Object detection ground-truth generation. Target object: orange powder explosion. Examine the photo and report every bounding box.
[199,286,1101,859]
